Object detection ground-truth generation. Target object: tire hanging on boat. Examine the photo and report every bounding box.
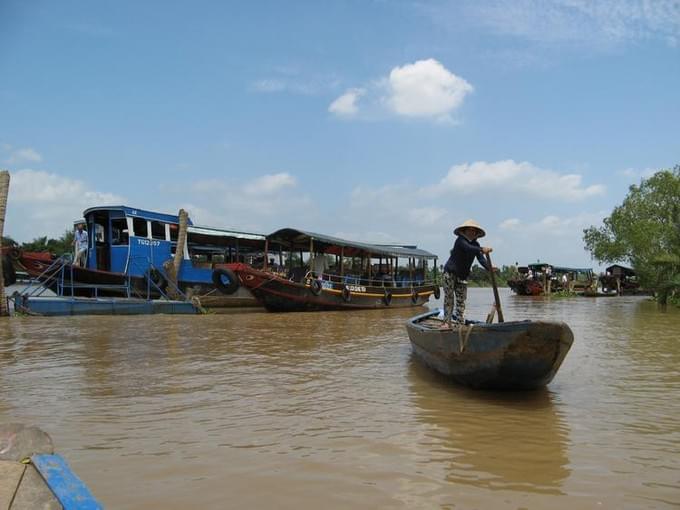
[212,267,239,294]
[146,268,168,291]
[309,279,323,296]
[383,289,392,306]
[411,288,419,304]
[433,286,441,300]
[2,256,16,286]
[342,286,352,302]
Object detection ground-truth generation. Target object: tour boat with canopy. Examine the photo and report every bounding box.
[226,228,440,312]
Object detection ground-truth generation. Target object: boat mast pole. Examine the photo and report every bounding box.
[263,239,269,271]
[340,246,344,277]
[309,237,314,275]
[0,171,9,316]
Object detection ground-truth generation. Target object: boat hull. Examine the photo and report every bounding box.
[406,311,573,390]
[17,253,260,308]
[233,264,437,312]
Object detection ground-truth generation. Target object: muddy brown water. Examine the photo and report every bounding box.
[1,288,679,509]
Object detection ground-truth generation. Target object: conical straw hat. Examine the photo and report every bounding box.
[454,219,486,238]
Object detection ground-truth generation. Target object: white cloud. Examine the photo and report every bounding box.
[328,59,472,121]
[619,167,657,181]
[508,212,605,236]
[386,59,473,119]
[3,146,43,164]
[243,172,296,195]
[161,172,311,233]
[408,206,448,226]
[5,169,125,241]
[251,72,340,96]
[460,0,680,49]
[251,79,286,93]
[499,218,521,230]
[328,88,364,116]
[428,159,605,201]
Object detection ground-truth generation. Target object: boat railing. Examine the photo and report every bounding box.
[126,256,188,301]
[304,271,436,288]
[13,255,69,299]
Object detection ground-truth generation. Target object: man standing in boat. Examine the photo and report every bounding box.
[73,221,88,267]
[441,220,492,326]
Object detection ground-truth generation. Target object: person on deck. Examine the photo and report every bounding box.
[441,219,493,326]
[73,222,88,267]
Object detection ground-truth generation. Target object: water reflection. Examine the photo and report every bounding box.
[407,356,571,494]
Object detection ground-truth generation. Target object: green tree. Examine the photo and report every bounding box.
[583,166,680,305]
[20,229,75,256]
[1,235,18,247]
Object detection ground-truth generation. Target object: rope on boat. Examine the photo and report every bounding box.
[457,323,474,353]
[249,273,280,291]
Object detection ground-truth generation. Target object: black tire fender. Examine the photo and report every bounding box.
[383,289,392,306]
[3,256,17,286]
[433,286,441,300]
[310,279,323,296]
[146,268,168,291]
[212,267,240,294]
[411,288,419,304]
[8,247,20,260]
[342,286,352,302]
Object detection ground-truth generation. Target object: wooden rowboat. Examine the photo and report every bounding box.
[406,310,574,390]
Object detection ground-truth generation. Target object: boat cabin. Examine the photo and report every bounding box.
[522,263,594,292]
[263,228,438,287]
[81,206,267,285]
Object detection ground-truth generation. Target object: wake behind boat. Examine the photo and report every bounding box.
[406,310,573,390]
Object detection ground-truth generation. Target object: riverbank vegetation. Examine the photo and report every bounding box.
[1,230,74,256]
[583,165,680,307]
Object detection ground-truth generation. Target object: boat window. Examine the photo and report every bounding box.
[133,217,148,237]
[151,221,166,240]
[169,224,178,242]
[94,223,105,243]
[111,218,129,245]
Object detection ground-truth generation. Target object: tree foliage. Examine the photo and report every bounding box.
[17,229,75,256]
[583,166,680,304]
[468,264,518,287]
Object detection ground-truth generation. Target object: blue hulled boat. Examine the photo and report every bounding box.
[19,206,267,308]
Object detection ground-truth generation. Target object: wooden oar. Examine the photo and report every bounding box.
[485,252,504,323]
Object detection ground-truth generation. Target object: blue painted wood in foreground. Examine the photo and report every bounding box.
[32,454,103,510]
[19,296,198,316]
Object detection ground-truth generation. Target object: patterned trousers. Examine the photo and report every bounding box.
[443,272,467,324]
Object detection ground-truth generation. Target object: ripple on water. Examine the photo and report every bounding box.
[1,289,679,509]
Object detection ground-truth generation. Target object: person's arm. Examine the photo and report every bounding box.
[476,251,491,271]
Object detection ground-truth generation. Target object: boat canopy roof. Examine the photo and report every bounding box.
[188,225,265,242]
[267,228,437,259]
[83,205,192,225]
[527,263,593,273]
[606,264,635,275]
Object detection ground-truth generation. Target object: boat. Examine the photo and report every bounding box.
[16,206,270,309]
[406,310,573,390]
[598,264,650,296]
[508,263,595,296]
[228,228,440,312]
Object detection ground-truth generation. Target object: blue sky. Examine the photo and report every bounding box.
[1,0,679,267]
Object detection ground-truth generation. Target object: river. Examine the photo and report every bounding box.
[1,288,679,509]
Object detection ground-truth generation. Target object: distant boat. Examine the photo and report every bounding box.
[507,263,595,296]
[229,228,441,312]
[406,310,573,390]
